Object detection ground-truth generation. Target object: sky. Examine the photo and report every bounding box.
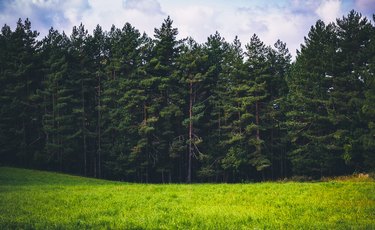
[0,0,374,56]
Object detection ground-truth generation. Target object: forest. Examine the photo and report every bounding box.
[0,10,374,183]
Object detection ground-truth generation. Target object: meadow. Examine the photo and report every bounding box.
[0,167,374,229]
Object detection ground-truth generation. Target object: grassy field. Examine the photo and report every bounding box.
[0,167,374,229]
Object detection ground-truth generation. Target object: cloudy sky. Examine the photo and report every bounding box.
[0,0,374,56]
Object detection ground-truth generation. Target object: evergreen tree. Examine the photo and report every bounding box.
[219,36,249,182]
[100,25,123,179]
[39,28,74,171]
[200,32,229,181]
[86,25,109,178]
[267,40,292,179]
[0,24,17,164]
[0,13,372,182]
[330,11,373,172]
[175,38,210,182]
[0,19,42,167]
[68,23,97,175]
[140,16,181,182]
[287,20,342,177]
[101,23,148,181]
[244,34,272,178]
[361,15,375,171]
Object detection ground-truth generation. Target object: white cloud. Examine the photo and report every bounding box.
[0,0,360,57]
[168,5,218,42]
[0,0,89,36]
[31,0,59,8]
[78,0,166,37]
[168,3,317,56]
[0,0,166,37]
[243,8,316,55]
[123,0,164,14]
[315,0,342,23]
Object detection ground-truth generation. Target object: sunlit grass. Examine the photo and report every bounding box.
[0,167,374,229]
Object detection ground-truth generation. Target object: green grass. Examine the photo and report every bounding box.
[0,167,374,229]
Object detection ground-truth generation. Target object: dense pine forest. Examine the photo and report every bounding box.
[0,10,374,183]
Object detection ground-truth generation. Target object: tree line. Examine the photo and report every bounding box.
[0,10,374,182]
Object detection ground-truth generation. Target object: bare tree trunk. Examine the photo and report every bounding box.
[143,102,147,123]
[218,109,221,136]
[255,101,261,154]
[82,80,87,177]
[271,125,274,180]
[280,151,284,178]
[60,139,63,172]
[279,122,284,179]
[52,82,56,159]
[238,102,242,134]
[97,73,101,178]
[94,156,97,178]
[56,81,62,172]
[187,81,193,183]
[262,170,265,181]
[83,133,87,176]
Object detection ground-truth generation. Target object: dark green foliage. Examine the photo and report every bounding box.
[101,23,149,181]
[0,19,42,167]
[286,20,339,177]
[176,38,211,182]
[143,16,181,182]
[330,11,373,172]
[39,28,73,171]
[287,11,375,177]
[361,15,375,170]
[0,11,374,182]
[198,32,229,181]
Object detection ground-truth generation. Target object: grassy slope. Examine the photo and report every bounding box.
[0,167,374,229]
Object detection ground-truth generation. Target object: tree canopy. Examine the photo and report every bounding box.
[0,11,374,182]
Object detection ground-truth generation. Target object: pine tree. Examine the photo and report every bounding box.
[200,32,229,181]
[140,16,181,182]
[101,23,148,181]
[244,34,272,178]
[1,13,372,182]
[39,28,73,171]
[0,19,42,167]
[265,40,291,179]
[175,38,210,182]
[330,11,373,172]
[69,23,97,175]
[361,15,375,171]
[219,36,249,182]
[286,20,339,177]
[0,24,17,164]
[85,25,109,178]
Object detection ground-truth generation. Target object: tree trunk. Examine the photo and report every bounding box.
[271,124,274,180]
[238,102,242,134]
[255,101,261,151]
[82,80,87,177]
[218,109,221,136]
[60,139,63,172]
[83,133,87,176]
[97,73,101,178]
[52,82,56,160]
[279,122,284,179]
[187,81,193,183]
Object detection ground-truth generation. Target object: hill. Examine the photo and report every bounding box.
[0,167,374,229]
